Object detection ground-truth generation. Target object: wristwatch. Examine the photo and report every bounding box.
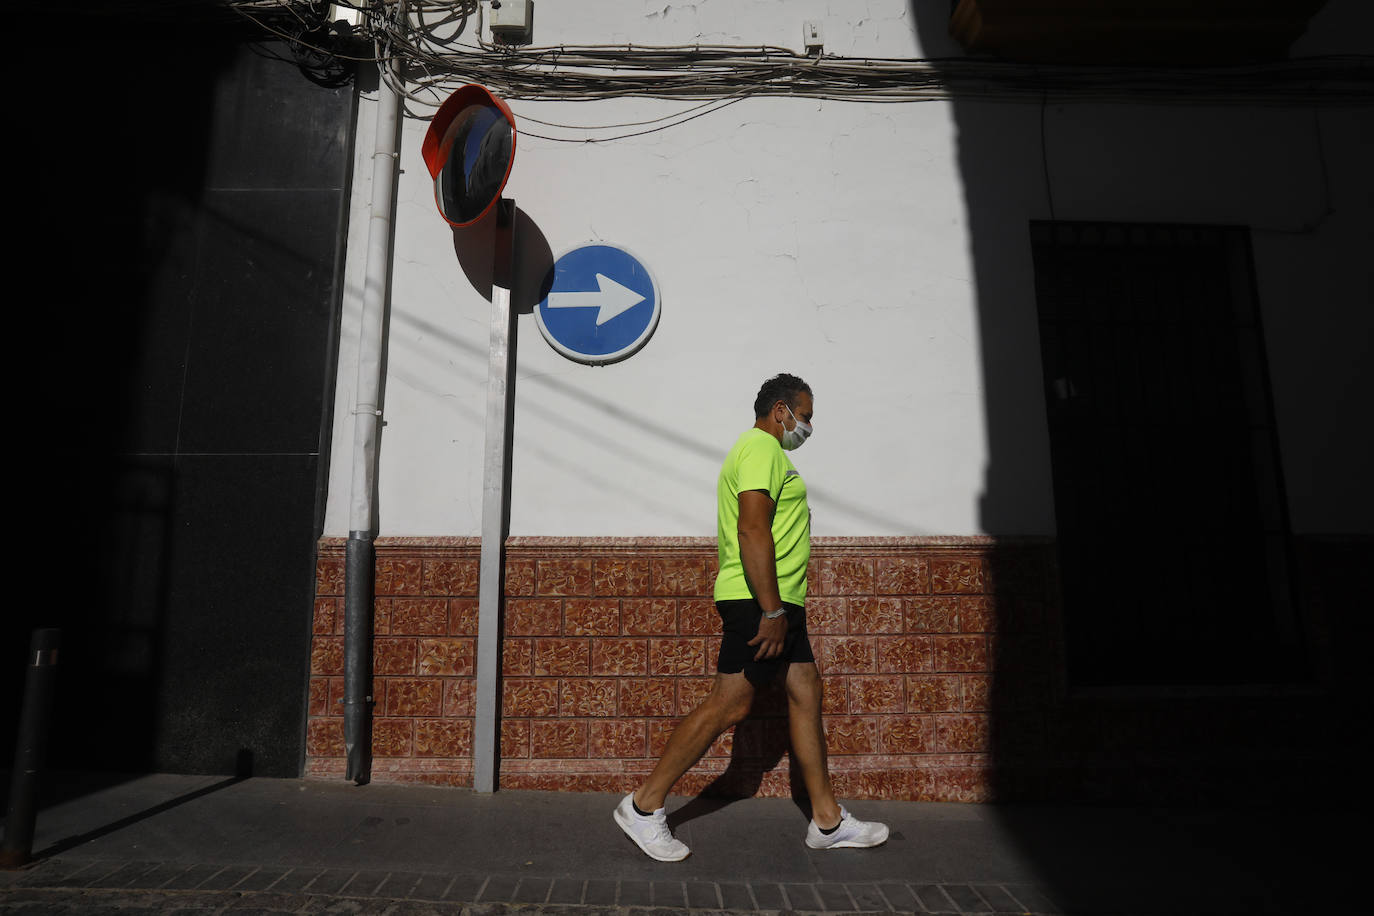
[762,606,787,619]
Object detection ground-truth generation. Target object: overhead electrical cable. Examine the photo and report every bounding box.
[226,1,1374,141]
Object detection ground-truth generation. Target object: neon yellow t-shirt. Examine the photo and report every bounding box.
[713,428,810,605]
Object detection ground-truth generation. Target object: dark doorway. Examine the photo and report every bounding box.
[1029,221,1301,686]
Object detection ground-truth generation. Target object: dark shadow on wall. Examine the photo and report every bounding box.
[5,25,355,789]
[905,0,1072,816]
[907,0,1368,790]
[452,203,556,316]
[905,0,1371,908]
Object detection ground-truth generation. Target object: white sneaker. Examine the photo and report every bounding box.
[805,806,889,849]
[613,793,691,862]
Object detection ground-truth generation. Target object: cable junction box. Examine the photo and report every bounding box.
[489,1,533,35]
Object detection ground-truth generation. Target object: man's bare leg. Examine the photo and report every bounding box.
[784,662,843,828]
[634,671,756,811]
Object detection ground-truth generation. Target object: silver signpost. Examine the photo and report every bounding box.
[473,199,516,792]
[421,86,518,792]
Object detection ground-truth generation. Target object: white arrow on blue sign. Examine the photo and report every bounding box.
[535,245,661,365]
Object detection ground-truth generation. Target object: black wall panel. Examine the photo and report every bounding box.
[7,33,355,778]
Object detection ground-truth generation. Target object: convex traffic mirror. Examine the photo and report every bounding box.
[421,85,516,227]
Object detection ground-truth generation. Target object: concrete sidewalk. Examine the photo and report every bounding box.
[0,773,1356,914]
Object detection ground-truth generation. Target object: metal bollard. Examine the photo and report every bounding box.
[1,628,61,868]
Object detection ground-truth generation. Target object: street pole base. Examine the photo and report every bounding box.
[0,847,31,870]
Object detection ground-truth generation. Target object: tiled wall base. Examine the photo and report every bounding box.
[307,537,1023,798]
[307,542,481,786]
[307,536,1364,802]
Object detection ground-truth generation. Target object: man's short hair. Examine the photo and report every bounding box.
[753,373,813,418]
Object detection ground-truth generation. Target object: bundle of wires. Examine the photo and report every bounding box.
[228,0,1373,141]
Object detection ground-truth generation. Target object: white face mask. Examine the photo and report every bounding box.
[780,404,813,451]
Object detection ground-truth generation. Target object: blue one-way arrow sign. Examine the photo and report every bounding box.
[535,245,660,365]
[546,273,644,326]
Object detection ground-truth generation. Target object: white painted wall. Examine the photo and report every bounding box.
[323,0,1373,538]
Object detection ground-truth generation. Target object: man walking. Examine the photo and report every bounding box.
[613,373,888,861]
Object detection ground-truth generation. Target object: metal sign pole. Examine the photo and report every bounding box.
[473,198,517,793]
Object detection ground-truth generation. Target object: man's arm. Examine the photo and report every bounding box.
[738,488,787,660]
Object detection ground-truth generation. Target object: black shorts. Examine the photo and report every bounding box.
[715,598,815,685]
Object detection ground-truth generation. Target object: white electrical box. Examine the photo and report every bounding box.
[489,0,533,35]
[802,20,824,52]
[327,3,362,27]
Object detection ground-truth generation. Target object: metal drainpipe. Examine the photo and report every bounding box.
[343,44,403,786]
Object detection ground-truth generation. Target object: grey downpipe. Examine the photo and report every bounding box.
[343,38,403,786]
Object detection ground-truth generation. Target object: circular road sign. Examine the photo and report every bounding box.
[535,245,661,366]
